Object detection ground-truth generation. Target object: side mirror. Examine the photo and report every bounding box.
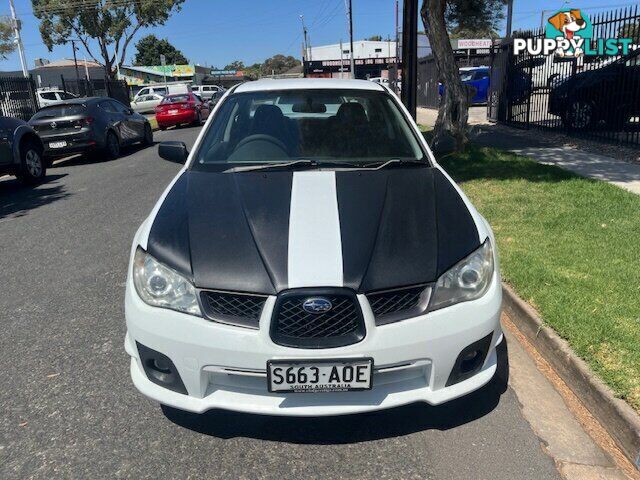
[158,141,188,164]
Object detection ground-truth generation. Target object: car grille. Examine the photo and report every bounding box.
[200,290,267,329]
[270,290,365,348]
[366,285,432,325]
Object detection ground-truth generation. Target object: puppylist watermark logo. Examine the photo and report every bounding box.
[514,8,634,57]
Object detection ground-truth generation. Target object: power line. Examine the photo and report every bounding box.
[515,2,639,16]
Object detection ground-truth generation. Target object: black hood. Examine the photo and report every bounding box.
[146,167,481,295]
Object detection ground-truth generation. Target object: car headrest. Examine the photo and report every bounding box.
[336,103,367,124]
[253,105,285,126]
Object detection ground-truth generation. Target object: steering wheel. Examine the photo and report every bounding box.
[233,134,289,154]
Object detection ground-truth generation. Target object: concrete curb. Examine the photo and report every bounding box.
[502,283,640,470]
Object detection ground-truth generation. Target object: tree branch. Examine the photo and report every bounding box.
[72,28,101,64]
[118,23,142,67]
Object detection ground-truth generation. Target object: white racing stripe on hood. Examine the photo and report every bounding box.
[288,171,344,288]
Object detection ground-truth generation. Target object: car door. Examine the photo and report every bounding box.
[132,95,152,113]
[472,70,490,103]
[135,88,150,101]
[101,100,132,143]
[111,100,144,143]
[194,94,210,119]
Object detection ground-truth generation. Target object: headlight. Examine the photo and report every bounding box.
[132,247,201,316]
[428,240,494,311]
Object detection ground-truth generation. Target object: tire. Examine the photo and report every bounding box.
[564,100,595,130]
[142,123,154,146]
[103,130,121,160]
[17,140,46,185]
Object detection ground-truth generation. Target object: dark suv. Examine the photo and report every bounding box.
[0,116,46,184]
[549,49,640,130]
[29,97,153,160]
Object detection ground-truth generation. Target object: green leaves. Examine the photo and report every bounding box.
[30,0,185,75]
[0,17,15,60]
[133,34,188,66]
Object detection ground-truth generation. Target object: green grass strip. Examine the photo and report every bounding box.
[439,145,640,411]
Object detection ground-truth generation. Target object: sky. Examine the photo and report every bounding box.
[0,0,637,72]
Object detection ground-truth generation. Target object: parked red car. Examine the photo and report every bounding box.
[155,93,210,130]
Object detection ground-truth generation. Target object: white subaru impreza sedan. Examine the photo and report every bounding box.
[124,79,503,416]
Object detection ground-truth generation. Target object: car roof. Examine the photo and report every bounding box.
[40,96,104,106]
[234,78,386,93]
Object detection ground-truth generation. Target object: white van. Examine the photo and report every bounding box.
[132,84,191,103]
[192,85,223,100]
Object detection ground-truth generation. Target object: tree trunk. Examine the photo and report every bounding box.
[98,38,117,81]
[421,0,469,151]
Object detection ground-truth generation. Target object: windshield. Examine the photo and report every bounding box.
[161,95,190,104]
[31,104,86,119]
[192,89,425,169]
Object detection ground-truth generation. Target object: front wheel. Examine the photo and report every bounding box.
[17,141,46,184]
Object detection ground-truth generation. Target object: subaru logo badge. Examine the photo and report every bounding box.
[302,297,332,314]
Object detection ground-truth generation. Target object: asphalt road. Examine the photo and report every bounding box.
[0,126,562,480]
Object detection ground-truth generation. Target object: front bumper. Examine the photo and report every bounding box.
[125,273,503,416]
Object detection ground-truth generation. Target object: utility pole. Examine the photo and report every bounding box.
[300,15,309,62]
[401,0,418,119]
[394,0,400,94]
[70,40,80,83]
[340,39,345,79]
[160,54,167,91]
[348,0,355,79]
[9,0,28,77]
[506,0,514,37]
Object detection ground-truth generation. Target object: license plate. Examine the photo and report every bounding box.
[168,109,178,114]
[49,141,67,149]
[267,358,373,393]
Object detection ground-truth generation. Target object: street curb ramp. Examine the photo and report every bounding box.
[502,283,640,470]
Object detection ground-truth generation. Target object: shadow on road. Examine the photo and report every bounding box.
[51,142,156,168]
[0,174,70,220]
[162,340,509,444]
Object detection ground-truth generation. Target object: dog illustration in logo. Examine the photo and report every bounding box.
[548,9,587,56]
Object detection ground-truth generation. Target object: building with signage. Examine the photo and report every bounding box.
[118,64,203,87]
[304,37,434,80]
[118,64,249,92]
[305,40,399,79]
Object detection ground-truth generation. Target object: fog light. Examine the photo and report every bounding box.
[446,333,493,386]
[136,342,187,395]
[151,357,171,373]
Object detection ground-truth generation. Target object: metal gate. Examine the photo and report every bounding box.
[0,76,38,121]
[61,77,131,105]
[489,5,640,146]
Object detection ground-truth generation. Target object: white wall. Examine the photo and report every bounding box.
[309,41,397,61]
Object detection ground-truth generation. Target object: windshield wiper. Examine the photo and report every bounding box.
[362,158,428,169]
[223,160,315,173]
[222,158,427,173]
